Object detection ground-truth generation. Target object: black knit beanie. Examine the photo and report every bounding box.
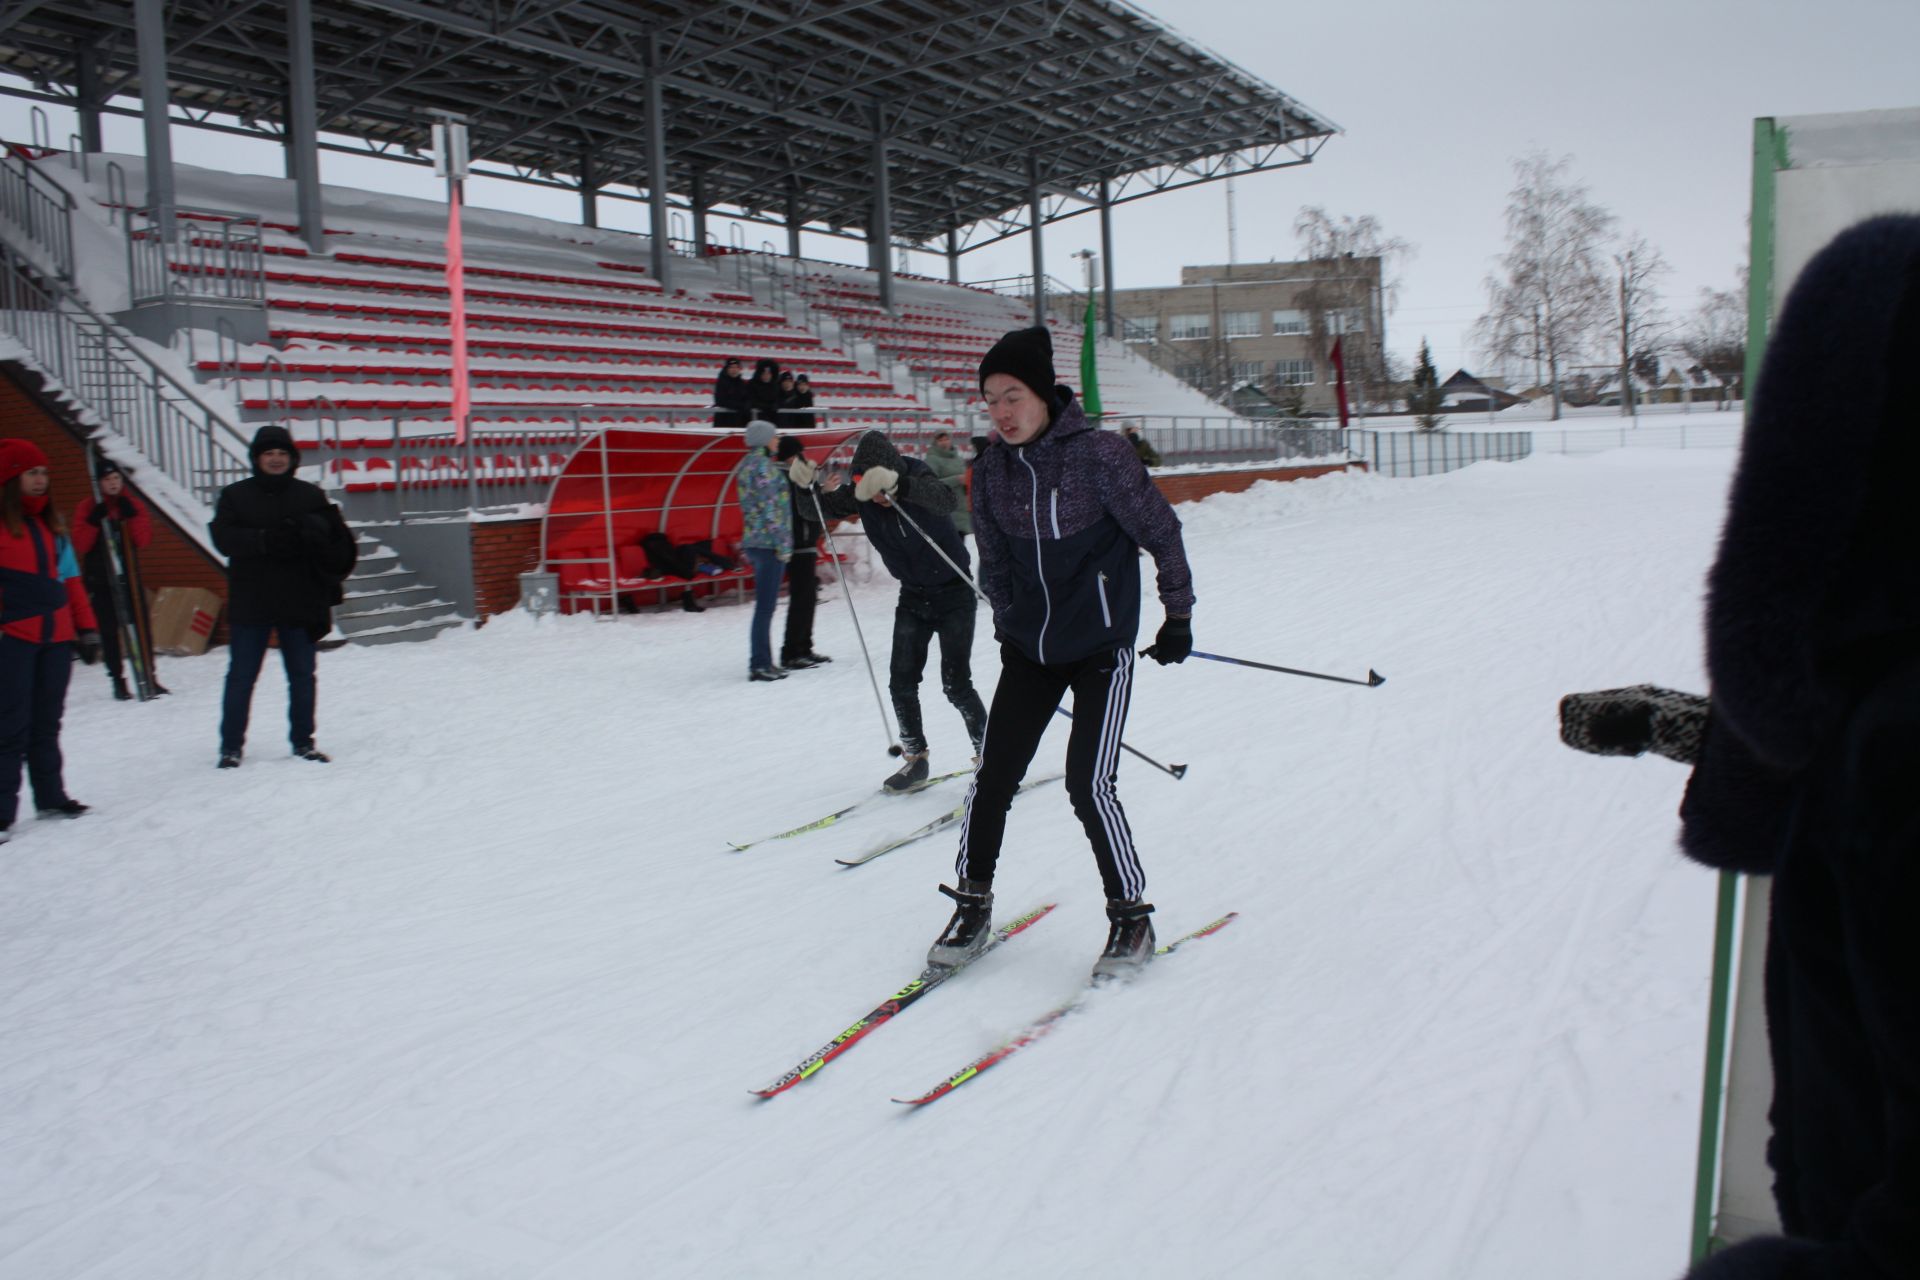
[775,435,805,462]
[978,326,1058,407]
[95,455,125,481]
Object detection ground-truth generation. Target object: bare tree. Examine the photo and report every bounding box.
[1293,208,1414,412]
[1680,285,1747,404]
[1474,152,1616,420]
[1611,233,1674,417]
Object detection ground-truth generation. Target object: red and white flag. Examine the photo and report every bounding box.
[446,183,471,445]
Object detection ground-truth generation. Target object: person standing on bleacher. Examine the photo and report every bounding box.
[712,359,751,429]
[748,359,785,428]
[209,425,358,768]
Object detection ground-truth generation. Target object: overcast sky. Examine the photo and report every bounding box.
[6,0,1918,374]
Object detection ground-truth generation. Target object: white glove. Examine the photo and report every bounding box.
[788,457,818,487]
[855,466,898,502]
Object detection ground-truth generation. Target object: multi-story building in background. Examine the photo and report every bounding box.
[1107,257,1386,415]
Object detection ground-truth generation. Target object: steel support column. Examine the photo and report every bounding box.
[690,169,708,257]
[786,179,801,259]
[643,36,673,290]
[1099,178,1116,339]
[1028,154,1045,326]
[580,149,598,228]
[287,0,326,253]
[74,40,104,153]
[946,227,960,285]
[133,0,176,240]
[871,107,893,312]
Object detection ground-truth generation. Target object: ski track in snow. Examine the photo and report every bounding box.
[0,448,1733,1279]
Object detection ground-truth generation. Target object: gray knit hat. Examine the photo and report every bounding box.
[744,420,777,451]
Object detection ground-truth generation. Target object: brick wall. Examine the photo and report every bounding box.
[1150,461,1359,505]
[2,368,231,639]
[470,519,544,621]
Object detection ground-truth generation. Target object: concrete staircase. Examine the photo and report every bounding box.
[334,534,465,645]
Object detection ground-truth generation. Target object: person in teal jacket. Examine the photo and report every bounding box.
[736,420,793,681]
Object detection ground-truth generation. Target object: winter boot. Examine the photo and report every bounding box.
[928,879,995,968]
[218,749,243,769]
[37,799,90,819]
[883,750,930,793]
[1092,898,1157,981]
[749,666,788,682]
[681,590,705,613]
[294,745,332,763]
[110,673,133,701]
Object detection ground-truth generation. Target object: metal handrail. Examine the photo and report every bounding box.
[0,239,254,514]
[0,146,76,281]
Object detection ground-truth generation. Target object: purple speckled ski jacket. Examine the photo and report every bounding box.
[972,393,1194,665]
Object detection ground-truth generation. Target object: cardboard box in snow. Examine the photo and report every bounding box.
[149,587,223,655]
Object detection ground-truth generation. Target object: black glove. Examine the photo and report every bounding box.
[297,514,332,556]
[75,631,102,665]
[115,496,136,520]
[264,528,301,557]
[85,503,109,526]
[1559,685,1709,764]
[1143,615,1192,665]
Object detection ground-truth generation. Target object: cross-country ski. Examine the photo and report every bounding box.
[750,903,1055,1098]
[891,913,1240,1107]
[834,772,1066,867]
[727,769,973,850]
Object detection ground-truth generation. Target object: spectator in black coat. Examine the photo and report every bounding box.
[1561,216,1920,1280]
[712,358,751,428]
[775,435,829,669]
[209,425,358,768]
[783,373,816,430]
[748,358,784,426]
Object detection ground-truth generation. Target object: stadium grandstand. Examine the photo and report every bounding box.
[0,0,1343,640]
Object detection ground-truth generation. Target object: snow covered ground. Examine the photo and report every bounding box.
[2,446,1736,1279]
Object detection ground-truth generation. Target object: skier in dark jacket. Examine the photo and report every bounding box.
[1560,216,1920,1280]
[796,428,987,790]
[747,358,784,426]
[71,456,165,701]
[209,425,358,767]
[930,325,1195,978]
[712,358,751,428]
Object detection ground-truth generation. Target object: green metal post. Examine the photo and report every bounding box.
[1691,870,1743,1261]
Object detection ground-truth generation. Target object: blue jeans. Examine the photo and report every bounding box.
[0,635,74,825]
[744,547,785,671]
[220,623,319,754]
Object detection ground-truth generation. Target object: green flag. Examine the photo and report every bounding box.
[1080,287,1103,419]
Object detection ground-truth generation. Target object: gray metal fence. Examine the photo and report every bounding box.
[127,206,267,308]
[0,239,252,508]
[0,148,74,282]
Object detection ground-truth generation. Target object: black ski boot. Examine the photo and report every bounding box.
[1092,898,1157,981]
[883,750,930,793]
[110,673,133,701]
[928,879,995,968]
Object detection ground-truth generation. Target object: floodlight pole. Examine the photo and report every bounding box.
[1099,179,1117,339]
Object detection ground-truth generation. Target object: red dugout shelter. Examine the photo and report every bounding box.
[541,425,873,614]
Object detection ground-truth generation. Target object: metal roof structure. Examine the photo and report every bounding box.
[0,0,1338,253]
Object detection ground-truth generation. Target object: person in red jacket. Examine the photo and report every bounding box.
[0,439,100,843]
[71,456,164,701]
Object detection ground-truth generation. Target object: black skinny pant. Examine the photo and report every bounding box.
[780,550,818,662]
[889,580,987,756]
[956,642,1144,902]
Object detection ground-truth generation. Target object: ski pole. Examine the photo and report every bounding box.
[883,495,989,604]
[1053,706,1187,780]
[810,484,904,757]
[1172,649,1386,688]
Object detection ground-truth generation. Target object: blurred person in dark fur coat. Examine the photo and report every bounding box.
[1562,216,1920,1280]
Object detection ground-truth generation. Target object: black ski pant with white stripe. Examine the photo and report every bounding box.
[956,642,1144,902]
